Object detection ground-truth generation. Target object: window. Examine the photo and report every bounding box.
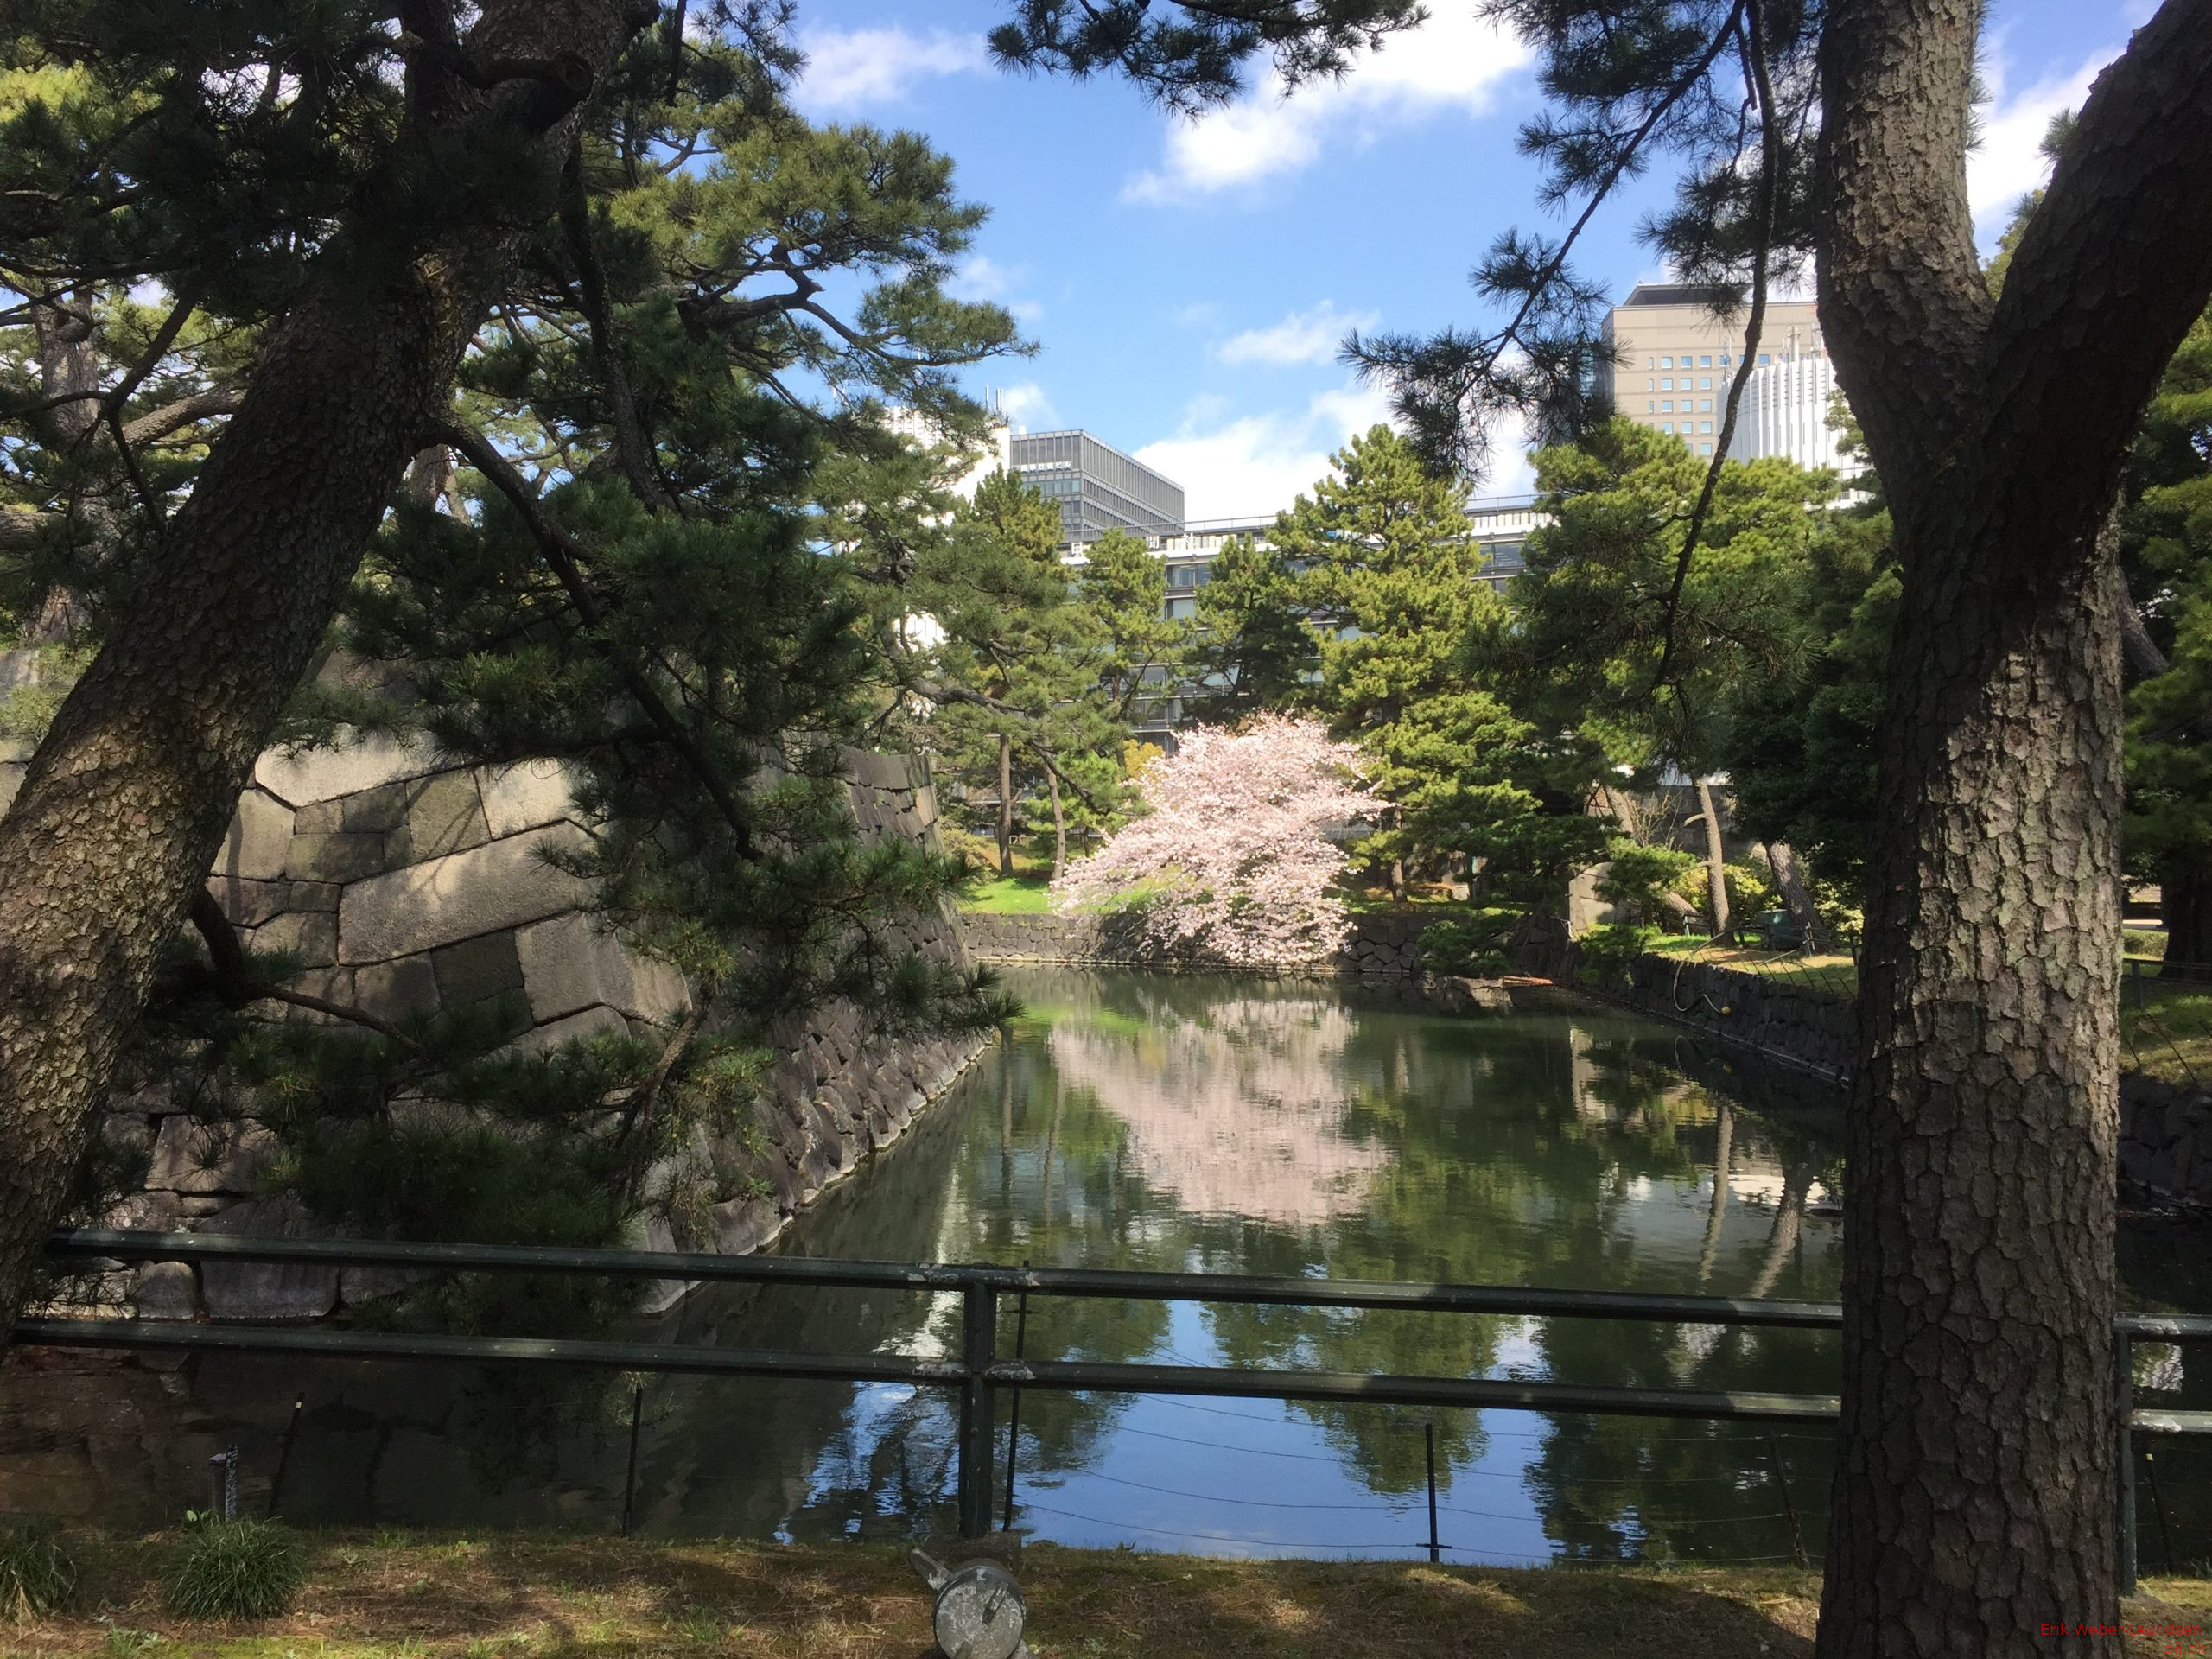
[1701,398,1713,412]
[1700,421,1713,434]
[1647,357,1656,369]
[1661,399,1674,411]
[1701,442,1713,454]
[1647,378,1656,391]
[1660,421,1675,433]
[1759,353,1770,364]
[1661,355,1674,368]
[1719,353,1731,366]
[1660,378,1673,391]
[1700,354,1713,367]
[1700,377,1713,390]
[1647,400,1656,412]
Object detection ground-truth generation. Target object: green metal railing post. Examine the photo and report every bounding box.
[2116,1329,2137,1596]
[958,1279,998,1538]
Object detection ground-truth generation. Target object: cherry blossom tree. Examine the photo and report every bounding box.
[1051,715,1382,965]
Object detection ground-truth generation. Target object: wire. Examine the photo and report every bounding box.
[1014,1502,1528,1556]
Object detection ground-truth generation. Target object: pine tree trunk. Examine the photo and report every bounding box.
[1766,840,1834,953]
[997,731,1014,877]
[0,2,644,1331]
[1806,0,2212,1641]
[1048,768,1066,881]
[1696,779,1731,939]
[2158,859,2212,974]
[1816,519,2128,1658]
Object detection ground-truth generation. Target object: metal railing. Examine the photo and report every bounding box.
[21,1229,2212,1583]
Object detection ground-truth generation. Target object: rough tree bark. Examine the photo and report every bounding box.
[1815,2,2212,1653]
[2159,861,2212,974]
[1695,779,1731,938]
[997,731,1015,876]
[0,0,653,1332]
[1765,840,1834,953]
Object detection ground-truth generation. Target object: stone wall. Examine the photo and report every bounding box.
[961,908,1436,976]
[2120,1074,2212,1211]
[7,739,988,1320]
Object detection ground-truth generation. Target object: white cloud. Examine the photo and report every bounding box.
[1124,12,1531,204]
[1216,302,1381,368]
[1967,40,2119,245]
[1137,383,1539,523]
[949,253,1045,323]
[793,26,984,113]
[995,382,1060,429]
[1135,384,1395,522]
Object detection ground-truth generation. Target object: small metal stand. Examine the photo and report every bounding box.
[909,1546,1032,1659]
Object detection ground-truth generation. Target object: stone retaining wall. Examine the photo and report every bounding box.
[961,908,1434,976]
[6,740,989,1320]
[1585,952,1859,1081]
[2121,1073,2212,1211]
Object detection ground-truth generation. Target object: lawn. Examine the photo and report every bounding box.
[957,870,1057,914]
[9,1531,2208,1659]
[1640,936,2212,1087]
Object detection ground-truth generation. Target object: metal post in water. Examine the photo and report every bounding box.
[1002,1263,1031,1530]
[621,1382,644,1538]
[1424,1422,1441,1564]
[2117,1331,2138,1596]
[957,1281,998,1539]
[1765,1434,1808,1567]
[266,1394,304,1519]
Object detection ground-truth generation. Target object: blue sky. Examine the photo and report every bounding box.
[786,1,2155,520]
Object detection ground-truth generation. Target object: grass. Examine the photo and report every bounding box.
[161,1520,301,1622]
[958,870,1058,914]
[0,1521,76,1624]
[2122,978,2212,1087]
[1644,936,1863,998]
[3,1531,2204,1659]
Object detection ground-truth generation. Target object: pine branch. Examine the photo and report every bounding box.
[433,418,763,860]
[1649,0,1779,698]
[188,887,428,1053]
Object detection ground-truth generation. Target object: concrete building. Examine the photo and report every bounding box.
[1598,283,1824,458]
[1129,498,1546,742]
[1011,429,1185,546]
[877,404,1012,500]
[1728,352,1860,475]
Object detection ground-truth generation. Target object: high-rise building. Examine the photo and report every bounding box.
[1729,353,1860,475]
[877,405,1013,499]
[1011,429,1185,546]
[1597,283,1825,458]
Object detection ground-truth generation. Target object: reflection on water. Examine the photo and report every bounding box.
[5,969,2208,1566]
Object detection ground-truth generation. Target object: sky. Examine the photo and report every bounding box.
[784,1,2158,521]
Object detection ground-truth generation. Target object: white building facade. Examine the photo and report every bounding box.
[1728,353,1859,475]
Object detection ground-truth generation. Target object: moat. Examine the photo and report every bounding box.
[5,968,2208,1567]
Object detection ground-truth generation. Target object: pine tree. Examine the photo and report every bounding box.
[1191,532,1313,718]
[0,4,1025,1330]
[1281,425,1577,900]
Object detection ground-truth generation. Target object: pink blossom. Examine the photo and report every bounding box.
[1051,714,1384,966]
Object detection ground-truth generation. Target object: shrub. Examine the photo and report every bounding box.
[1418,908,1526,976]
[1576,923,1662,980]
[0,1519,76,1622]
[164,1515,302,1620]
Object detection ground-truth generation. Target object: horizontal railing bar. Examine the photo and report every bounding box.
[9,1318,1841,1423]
[10,1319,966,1386]
[2115,1313,2212,1342]
[2132,1409,2212,1435]
[991,1359,1843,1424]
[42,1231,1845,1327]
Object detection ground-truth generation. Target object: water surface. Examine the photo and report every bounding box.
[6,968,2207,1567]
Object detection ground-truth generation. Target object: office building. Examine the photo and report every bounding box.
[877,404,1013,499]
[1598,283,1825,457]
[1011,429,1185,546]
[1728,353,1860,475]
